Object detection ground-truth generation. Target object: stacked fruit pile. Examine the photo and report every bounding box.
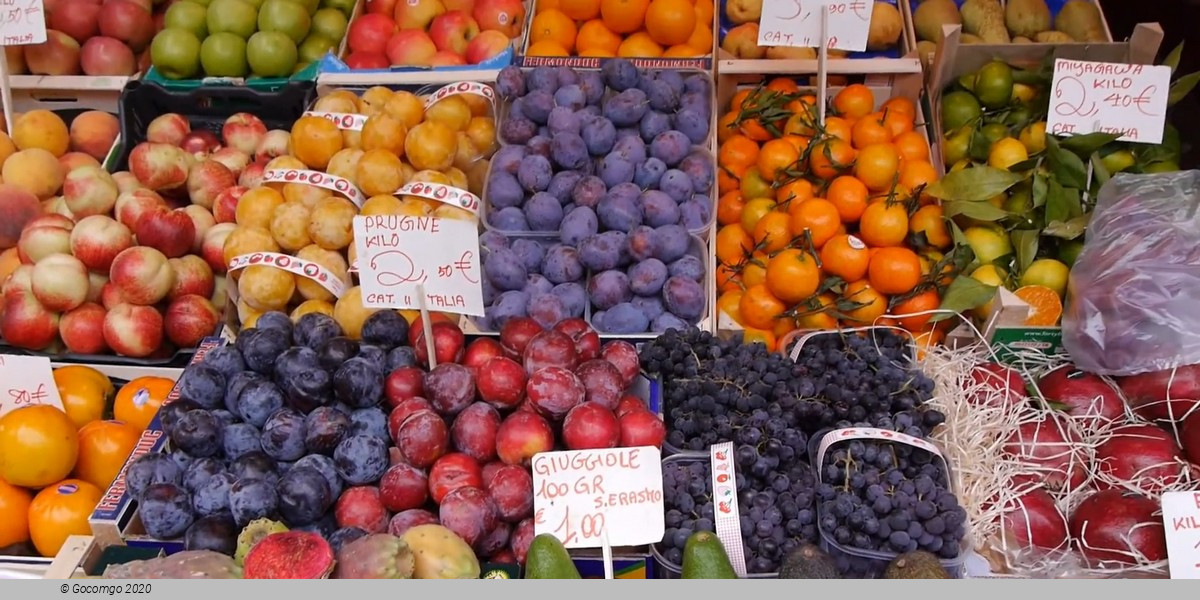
[0,367,175,557]
[345,0,525,69]
[913,0,1108,48]
[525,0,715,59]
[721,1,904,60]
[480,60,712,334]
[22,0,163,76]
[149,0,355,79]
[118,312,665,566]
[714,80,946,351]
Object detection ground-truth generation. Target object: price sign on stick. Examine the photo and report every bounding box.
[0,0,47,142]
[0,354,65,418]
[532,447,665,549]
[1161,491,1200,579]
[1047,59,1171,144]
[758,0,873,52]
[351,215,484,316]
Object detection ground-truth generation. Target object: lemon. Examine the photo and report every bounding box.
[1100,149,1135,174]
[1019,122,1047,154]
[1144,160,1179,173]
[989,138,1029,170]
[969,264,1008,320]
[1019,258,1070,298]
[964,225,1013,264]
[1011,83,1037,103]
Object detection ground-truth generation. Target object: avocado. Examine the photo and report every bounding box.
[523,534,581,579]
[681,531,738,579]
[883,551,952,579]
[779,543,840,579]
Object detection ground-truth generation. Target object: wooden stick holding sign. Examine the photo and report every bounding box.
[0,0,49,131]
[417,283,437,369]
[601,524,614,580]
[817,5,830,126]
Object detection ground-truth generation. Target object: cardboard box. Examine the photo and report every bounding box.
[7,75,131,114]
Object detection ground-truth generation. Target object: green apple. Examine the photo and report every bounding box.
[298,32,335,64]
[164,1,209,39]
[258,0,311,43]
[151,28,202,80]
[207,0,259,39]
[200,32,249,77]
[319,0,354,17]
[240,0,266,7]
[282,0,319,15]
[188,0,212,6]
[246,30,297,77]
[310,7,346,42]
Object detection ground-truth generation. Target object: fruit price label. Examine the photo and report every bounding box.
[758,0,873,52]
[0,0,46,45]
[424,81,496,109]
[303,111,368,132]
[395,181,480,217]
[1047,59,1172,144]
[815,427,944,469]
[0,354,64,418]
[351,215,485,315]
[1161,491,1200,579]
[262,169,365,208]
[531,446,665,549]
[227,252,346,298]
[709,442,748,576]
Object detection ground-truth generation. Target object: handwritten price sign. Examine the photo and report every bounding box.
[0,354,64,418]
[758,0,873,52]
[351,215,484,316]
[1161,492,1200,579]
[532,446,664,549]
[1048,59,1171,144]
[0,0,46,46]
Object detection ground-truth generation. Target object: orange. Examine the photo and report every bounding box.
[891,290,941,331]
[776,179,814,205]
[0,405,78,488]
[74,420,141,490]
[739,284,787,329]
[757,139,800,182]
[854,143,901,192]
[739,167,772,200]
[893,131,930,162]
[685,24,714,54]
[530,9,578,53]
[868,247,922,295]
[289,115,343,171]
[694,0,714,24]
[859,202,909,247]
[716,190,747,226]
[0,480,32,548]
[767,77,801,95]
[718,164,743,194]
[851,112,892,149]
[753,210,792,254]
[808,138,855,180]
[741,254,767,287]
[527,40,571,56]
[766,249,821,304]
[53,366,113,402]
[52,368,109,429]
[645,0,695,46]
[823,116,853,141]
[539,0,562,10]
[113,376,175,431]
[1015,285,1064,326]
[820,234,870,281]
[729,89,753,113]
[789,198,841,248]
[742,328,777,352]
[715,224,754,264]
[717,112,739,144]
[618,32,664,57]
[842,280,887,325]
[738,117,773,142]
[718,134,759,170]
[773,317,798,340]
[561,0,602,20]
[833,84,875,120]
[581,46,618,57]
[826,175,869,223]
[664,42,704,57]
[28,479,102,557]
[740,197,777,232]
[882,108,914,138]
[898,160,938,196]
[785,111,817,137]
[716,262,740,292]
[909,204,951,249]
[577,19,622,55]
[881,96,916,120]
[717,290,744,324]
[601,0,649,34]
[796,293,839,330]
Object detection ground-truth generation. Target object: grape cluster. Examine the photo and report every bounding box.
[815,439,967,577]
[659,458,818,574]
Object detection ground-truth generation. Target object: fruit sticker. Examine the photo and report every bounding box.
[227,252,347,299]
[394,181,481,217]
[708,442,748,576]
[0,355,65,418]
[262,169,365,208]
[301,111,368,132]
[423,81,497,110]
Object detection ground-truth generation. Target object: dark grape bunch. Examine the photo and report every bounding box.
[815,439,967,577]
[659,458,818,574]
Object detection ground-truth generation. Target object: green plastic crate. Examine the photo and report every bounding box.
[142,59,320,92]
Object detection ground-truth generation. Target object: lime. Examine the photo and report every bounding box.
[941,91,982,132]
[1057,240,1084,267]
[964,225,1013,264]
[1019,122,1047,154]
[1144,160,1179,173]
[975,61,1014,110]
[1003,184,1032,214]
[1020,258,1070,297]
[942,127,973,167]
[980,123,1010,147]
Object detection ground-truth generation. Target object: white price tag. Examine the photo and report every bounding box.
[1048,59,1171,144]
[758,0,873,52]
[0,355,64,417]
[1162,491,1200,579]
[351,215,484,316]
[709,442,747,576]
[531,447,664,549]
[0,0,46,45]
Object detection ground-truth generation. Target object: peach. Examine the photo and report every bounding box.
[102,302,163,357]
[201,223,236,273]
[164,294,220,348]
[31,253,89,311]
[99,281,128,310]
[13,109,70,157]
[430,11,480,55]
[168,254,215,300]
[23,30,81,77]
[464,29,509,64]
[0,291,60,350]
[109,246,174,305]
[2,264,33,297]
[2,149,65,199]
[386,30,437,66]
[239,159,269,188]
[80,35,137,76]
[68,110,120,160]
[185,159,236,209]
[395,0,445,29]
[212,185,247,224]
[17,223,72,265]
[63,165,119,218]
[86,272,106,303]
[209,147,250,178]
[70,215,133,272]
[135,208,195,258]
[146,113,191,146]
[211,274,228,309]
[4,46,25,76]
[59,302,108,354]
[0,183,42,249]
[60,152,102,173]
[254,130,290,162]
[180,130,220,157]
[114,189,166,232]
[42,196,71,219]
[222,113,267,155]
[473,0,524,38]
[111,171,143,194]
[183,205,215,252]
[128,142,191,192]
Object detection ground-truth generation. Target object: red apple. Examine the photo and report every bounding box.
[429,11,479,55]
[98,0,155,52]
[1094,424,1184,494]
[135,207,195,258]
[464,29,508,64]
[969,362,1027,408]
[24,30,82,76]
[1003,417,1088,491]
[386,29,437,66]
[347,13,396,55]
[343,51,390,70]
[367,0,397,16]
[1119,364,1200,422]
[999,486,1069,552]
[394,0,445,30]
[49,0,102,42]
[562,403,619,450]
[430,51,466,66]
[1039,364,1124,425]
[1069,490,1166,565]
[619,409,666,448]
[80,36,136,76]
[472,0,523,37]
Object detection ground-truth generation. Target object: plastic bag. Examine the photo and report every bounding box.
[1062,170,1200,376]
